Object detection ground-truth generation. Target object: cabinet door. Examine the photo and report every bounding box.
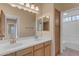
[44,41,51,56]
[5,53,16,56]
[16,47,33,56]
[34,43,44,56]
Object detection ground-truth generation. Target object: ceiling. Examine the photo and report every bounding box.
[54,3,79,11]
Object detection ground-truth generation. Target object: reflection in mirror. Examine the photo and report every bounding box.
[7,19,17,39]
[43,16,50,31]
[5,18,18,44]
[37,16,50,32]
[37,18,43,31]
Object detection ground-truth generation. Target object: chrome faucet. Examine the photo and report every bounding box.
[9,34,16,44]
[10,38,16,44]
[35,35,38,39]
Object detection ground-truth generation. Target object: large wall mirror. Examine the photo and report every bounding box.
[0,10,19,40]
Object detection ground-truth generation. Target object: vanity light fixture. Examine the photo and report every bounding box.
[31,4,35,9]
[35,6,39,11]
[9,3,39,14]
[17,5,23,9]
[10,4,16,7]
[46,16,50,19]
[25,3,30,7]
[19,3,25,5]
[23,8,27,11]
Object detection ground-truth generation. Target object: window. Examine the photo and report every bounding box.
[76,15,79,20]
[72,16,76,21]
[68,17,72,21]
[63,17,69,22]
[63,18,66,22]
[63,17,71,22]
[63,15,79,23]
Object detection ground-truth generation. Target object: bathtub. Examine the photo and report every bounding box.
[62,42,79,56]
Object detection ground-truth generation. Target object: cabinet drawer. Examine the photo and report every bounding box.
[16,47,33,56]
[34,47,44,56]
[34,43,44,50]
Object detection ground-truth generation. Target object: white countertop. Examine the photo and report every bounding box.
[0,36,51,56]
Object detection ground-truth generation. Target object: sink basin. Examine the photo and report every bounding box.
[3,43,22,49]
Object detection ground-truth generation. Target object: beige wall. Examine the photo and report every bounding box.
[0,3,36,37]
[36,3,55,55]
[42,3,55,56]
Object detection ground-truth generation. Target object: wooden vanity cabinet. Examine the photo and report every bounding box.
[16,47,33,56]
[33,41,51,56]
[4,40,51,56]
[34,43,45,56]
[44,41,51,56]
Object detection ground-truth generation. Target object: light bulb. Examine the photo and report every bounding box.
[35,6,39,11]
[10,4,16,7]
[17,6,22,9]
[46,16,50,19]
[28,9,31,12]
[23,8,27,11]
[9,3,39,14]
[25,3,30,7]
[19,3,24,5]
[31,4,35,9]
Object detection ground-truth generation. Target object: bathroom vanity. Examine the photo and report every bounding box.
[0,37,51,56]
[5,41,51,56]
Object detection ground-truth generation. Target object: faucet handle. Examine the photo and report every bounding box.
[10,39,16,44]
